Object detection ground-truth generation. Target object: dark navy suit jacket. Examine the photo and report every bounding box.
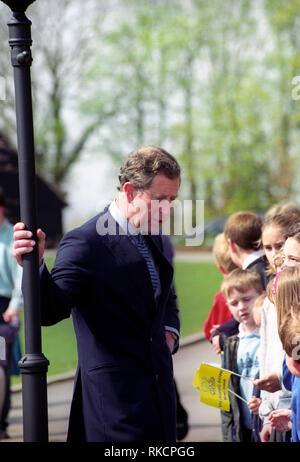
[39,210,180,442]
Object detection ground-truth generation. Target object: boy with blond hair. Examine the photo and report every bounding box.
[203,233,237,340]
[219,268,264,442]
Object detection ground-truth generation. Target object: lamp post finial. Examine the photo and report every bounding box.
[1,0,35,12]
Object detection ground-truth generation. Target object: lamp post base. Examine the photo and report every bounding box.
[18,353,49,442]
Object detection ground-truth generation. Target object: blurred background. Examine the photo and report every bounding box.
[0,0,300,379]
[1,0,300,235]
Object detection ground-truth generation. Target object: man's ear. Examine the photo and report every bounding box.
[123,182,136,202]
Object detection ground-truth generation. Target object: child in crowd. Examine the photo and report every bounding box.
[210,211,269,354]
[218,268,264,442]
[271,266,300,441]
[264,201,300,221]
[261,212,300,275]
[203,233,237,341]
[255,213,300,442]
[224,211,269,290]
[247,293,266,442]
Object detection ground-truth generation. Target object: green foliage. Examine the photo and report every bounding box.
[2,0,300,214]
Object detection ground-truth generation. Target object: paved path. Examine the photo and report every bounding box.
[173,339,222,442]
[6,338,222,442]
[174,250,214,263]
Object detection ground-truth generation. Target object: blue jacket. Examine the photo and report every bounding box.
[39,210,180,442]
[283,359,300,442]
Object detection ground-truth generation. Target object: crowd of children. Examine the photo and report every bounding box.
[204,201,300,442]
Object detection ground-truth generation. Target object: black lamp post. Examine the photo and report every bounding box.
[1,0,49,441]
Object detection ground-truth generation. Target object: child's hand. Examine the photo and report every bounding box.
[253,372,281,392]
[260,423,272,442]
[211,335,221,354]
[247,397,262,415]
[209,324,220,335]
[269,409,292,432]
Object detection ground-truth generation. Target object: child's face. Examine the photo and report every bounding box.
[286,355,300,378]
[226,287,260,327]
[262,225,285,269]
[283,237,300,267]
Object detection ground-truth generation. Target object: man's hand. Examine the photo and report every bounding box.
[253,373,281,392]
[12,222,46,267]
[269,409,292,432]
[165,331,176,353]
[260,423,272,442]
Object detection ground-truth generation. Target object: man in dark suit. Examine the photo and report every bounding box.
[12,146,181,442]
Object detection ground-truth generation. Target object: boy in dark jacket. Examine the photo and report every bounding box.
[219,268,264,442]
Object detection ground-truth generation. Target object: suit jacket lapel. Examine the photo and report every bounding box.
[101,231,157,321]
[98,210,174,322]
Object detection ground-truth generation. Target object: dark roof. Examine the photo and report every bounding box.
[0,132,67,247]
[0,133,67,207]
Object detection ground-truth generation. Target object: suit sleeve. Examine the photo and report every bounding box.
[39,229,92,326]
[161,235,180,350]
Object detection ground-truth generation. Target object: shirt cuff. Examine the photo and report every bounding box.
[165,326,180,353]
[165,326,180,340]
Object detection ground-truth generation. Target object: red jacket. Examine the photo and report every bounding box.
[203,291,232,340]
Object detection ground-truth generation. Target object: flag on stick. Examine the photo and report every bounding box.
[193,362,232,411]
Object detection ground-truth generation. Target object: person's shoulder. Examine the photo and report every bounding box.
[248,255,268,270]
[57,215,103,257]
[3,219,13,232]
[0,219,13,238]
[64,207,110,241]
[0,220,15,249]
[55,212,110,263]
[214,291,226,302]
[262,295,273,312]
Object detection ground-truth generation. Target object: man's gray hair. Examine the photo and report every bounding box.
[118,146,180,191]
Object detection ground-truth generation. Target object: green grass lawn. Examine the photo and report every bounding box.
[12,259,222,384]
[174,261,222,337]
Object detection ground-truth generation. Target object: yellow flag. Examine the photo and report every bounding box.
[193,363,231,412]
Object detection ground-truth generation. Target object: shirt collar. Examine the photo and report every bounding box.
[108,199,139,236]
[242,249,265,270]
[238,324,260,339]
